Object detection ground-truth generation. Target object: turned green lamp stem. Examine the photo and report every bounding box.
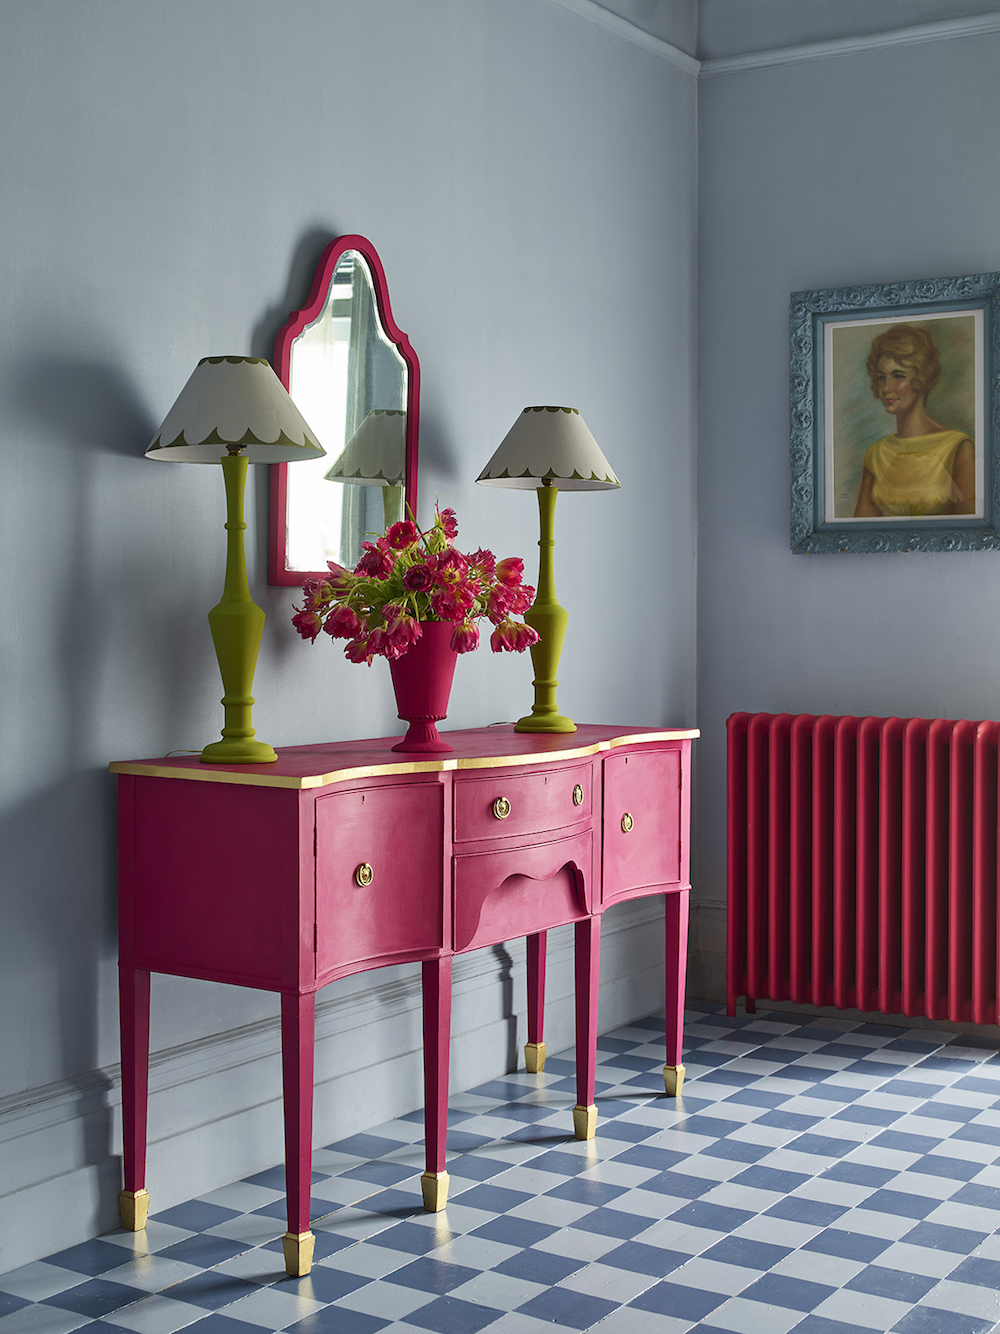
[516,480,575,734]
[200,451,277,764]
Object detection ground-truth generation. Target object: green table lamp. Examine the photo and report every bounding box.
[147,356,325,763]
[477,406,620,734]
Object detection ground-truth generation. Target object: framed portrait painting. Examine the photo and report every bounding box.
[790,271,1000,553]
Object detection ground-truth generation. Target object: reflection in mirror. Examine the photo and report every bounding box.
[285,252,405,571]
[269,236,419,585]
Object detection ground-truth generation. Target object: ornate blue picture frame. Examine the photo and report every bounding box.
[790,272,1000,553]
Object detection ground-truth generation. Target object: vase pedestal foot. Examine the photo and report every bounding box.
[392,720,453,753]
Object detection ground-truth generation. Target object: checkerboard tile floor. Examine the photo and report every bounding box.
[5,1003,1000,1333]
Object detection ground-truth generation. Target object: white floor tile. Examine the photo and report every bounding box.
[702,1295,802,1333]
[98,1294,206,1334]
[0,1265,88,1304]
[669,1256,758,1297]
[447,1269,546,1310]
[918,1278,1000,1322]
[812,1285,911,1329]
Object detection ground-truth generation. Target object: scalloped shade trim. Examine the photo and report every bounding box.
[147,356,325,464]
[477,406,620,491]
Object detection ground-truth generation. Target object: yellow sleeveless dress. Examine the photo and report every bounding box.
[863,430,972,516]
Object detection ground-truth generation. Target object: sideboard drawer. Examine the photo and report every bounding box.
[453,764,592,844]
[602,749,682,902]
[453,829,592,951]
[316,782,443,976]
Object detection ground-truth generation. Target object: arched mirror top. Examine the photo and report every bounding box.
[268,235,420,585]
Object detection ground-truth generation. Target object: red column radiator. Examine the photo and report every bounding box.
[727,713,1000,1024]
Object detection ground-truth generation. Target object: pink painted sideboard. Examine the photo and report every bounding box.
[111,723,696,1276]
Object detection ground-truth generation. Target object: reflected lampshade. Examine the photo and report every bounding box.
[146,356,325,464]
[476,406,620,490]
[324,408,406,486]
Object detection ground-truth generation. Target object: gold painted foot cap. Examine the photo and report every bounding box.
[421,1171,449,1212]
[119,1188,150,1231]
[573,1104,597,1140]
[663,1063,686,1097]
[524,1041,547,1074]
[282,1231,315,1277]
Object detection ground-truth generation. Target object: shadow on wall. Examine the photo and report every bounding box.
[17,360,155,459]
[0,770,123,1236]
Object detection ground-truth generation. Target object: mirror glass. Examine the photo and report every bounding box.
[270,237,418,583]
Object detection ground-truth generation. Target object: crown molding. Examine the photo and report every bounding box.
[700,11,1000,78]
[547,2,1000,79]
[547,0,701,75]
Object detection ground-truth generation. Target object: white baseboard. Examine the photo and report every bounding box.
[0,900,668,1273]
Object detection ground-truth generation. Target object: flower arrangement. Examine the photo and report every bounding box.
[292,505,540,663]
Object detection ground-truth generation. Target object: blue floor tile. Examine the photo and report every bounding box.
[517,1286,617,1329]
[629,1279,728,1321]
[45,1278,147,1318]
[740,1272,836,1311]
[492,1248,583,1285]
[404,1294,504,1332]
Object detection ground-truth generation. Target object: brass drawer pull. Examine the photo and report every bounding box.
[493,797,511,820]
[355,863,374,887]
[621,813,634,833]
[573,784,584,806]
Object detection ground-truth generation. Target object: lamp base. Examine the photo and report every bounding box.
[200,738,278,765]
[515,711,576,734]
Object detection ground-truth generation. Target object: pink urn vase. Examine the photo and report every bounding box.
[389,621,458,753]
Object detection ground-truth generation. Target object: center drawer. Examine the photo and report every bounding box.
[453,762,592,844]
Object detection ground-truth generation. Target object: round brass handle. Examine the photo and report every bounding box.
[621,813,634,833]
[355,863,374,887]
[493,796,511,820]
[573,784,584,806]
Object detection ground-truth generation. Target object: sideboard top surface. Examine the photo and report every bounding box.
[109,723,699,790]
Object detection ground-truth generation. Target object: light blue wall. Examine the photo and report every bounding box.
[0,0,697,1268]
[696,24,1000,983]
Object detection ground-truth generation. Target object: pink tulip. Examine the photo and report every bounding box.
[385,607,422,649]
[386,519,420,550]
[487,585,515,625]
[437,506,459,540]
[495,557,524,587]
[431,583,475,621]
[325,562,355,594]
[344,636,374,664]
[367,628,391,657]
[431,547,468,577]
[509,583,535,615]
[451,621,480,654]
[490,619,539,653]
[291,608,324,641]
[355,542,394,579]
[468,548,497,578]
[402,563,433,592]
[322,604,363,639]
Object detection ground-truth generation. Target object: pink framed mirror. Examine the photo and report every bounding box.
[268,235,420,585]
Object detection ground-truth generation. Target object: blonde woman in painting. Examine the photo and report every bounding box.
[854,324,975,517]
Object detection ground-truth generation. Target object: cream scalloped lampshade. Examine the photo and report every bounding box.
[146,356,325,464]
[476,406,620,490]
[325,408,406,485]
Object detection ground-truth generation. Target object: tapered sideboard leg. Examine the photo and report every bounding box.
[573,916,601,1140]
[281,991,316,1277]
[663,888,689,1096]
[525,930,547,1073]
[421,956,452,1211]
[119,967,151,1231]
